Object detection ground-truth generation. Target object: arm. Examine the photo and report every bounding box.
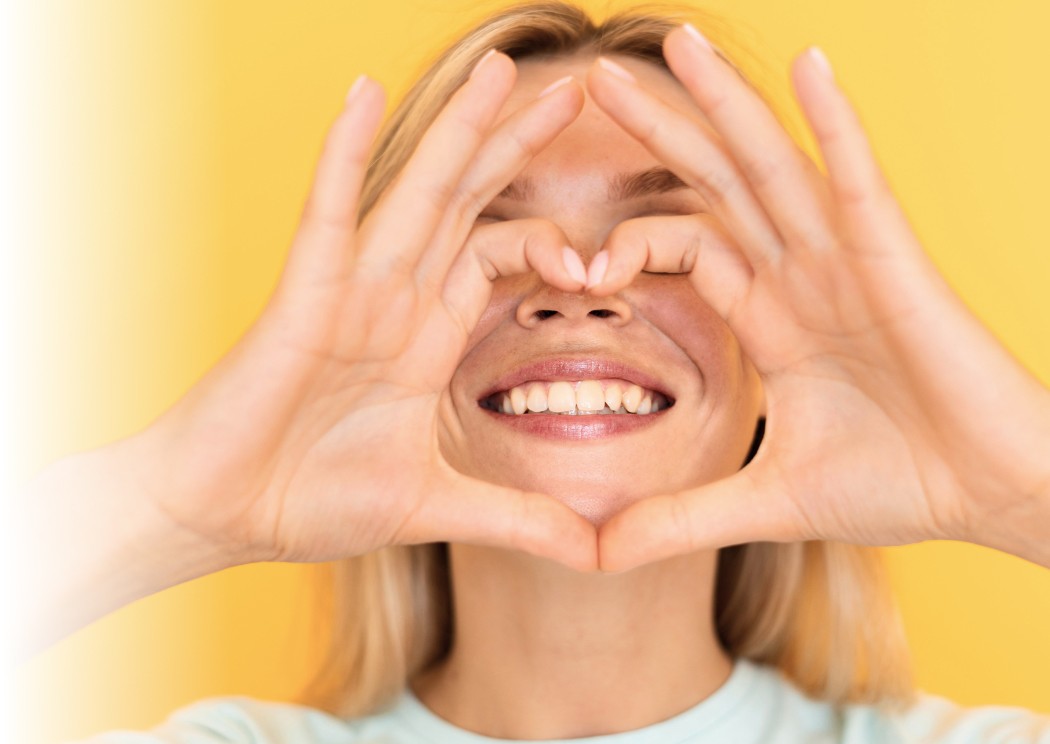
[953,398,1050,570]
[16,434,241,661]
[16,57,600,661]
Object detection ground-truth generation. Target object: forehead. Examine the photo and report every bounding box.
[496,52,708,202]
[507,50,701,113]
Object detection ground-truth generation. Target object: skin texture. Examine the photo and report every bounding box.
[21,47,605,658]
[415,53,752,738]
[413,32,1050,732]
[22,18,1050,725]
[585,30,1050,572]
[89,50,604,572]
[438,53,764,528]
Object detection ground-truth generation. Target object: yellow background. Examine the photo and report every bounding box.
[12,0,1050,741]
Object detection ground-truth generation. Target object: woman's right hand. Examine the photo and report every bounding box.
[126,52,597,572]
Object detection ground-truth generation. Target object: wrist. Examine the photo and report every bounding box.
[17,435,245,658]
[100,430,251,580]
[956,393,1050,569]
[961,488,1050,569]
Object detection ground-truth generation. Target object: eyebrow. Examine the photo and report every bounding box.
[495,166,690,202]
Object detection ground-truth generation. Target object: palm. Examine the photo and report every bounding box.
[735,222,1041,547]
[135,57,598,572]
[744,361,941,547]
[588,32,1050,570]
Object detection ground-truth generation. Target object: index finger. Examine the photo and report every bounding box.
[396,466,599,573]
[660,26,836,253]
[589,213,753,325]
[585,56,784,271]
[355,50,519,276]
[598,467,804,572]
[279,76,386,296]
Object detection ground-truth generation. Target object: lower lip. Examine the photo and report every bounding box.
[480,406,669,440]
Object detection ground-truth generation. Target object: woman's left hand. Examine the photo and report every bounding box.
[584,27,1050,571]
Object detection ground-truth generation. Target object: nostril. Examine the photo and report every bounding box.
[515,287,633,328]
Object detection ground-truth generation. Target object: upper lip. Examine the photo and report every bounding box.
[477,356,676,402]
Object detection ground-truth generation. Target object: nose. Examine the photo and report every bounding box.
[515,281,634,329]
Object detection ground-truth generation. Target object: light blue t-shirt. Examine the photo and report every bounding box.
[76,658,1050,743]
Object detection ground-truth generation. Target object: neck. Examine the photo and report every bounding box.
[412,544,732,740]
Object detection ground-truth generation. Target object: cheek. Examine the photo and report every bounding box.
[461,277,529,350]
[629,276,763,461]
[444,274,763,516]
[628,277,740,375]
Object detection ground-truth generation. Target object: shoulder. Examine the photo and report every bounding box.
[845,690,1050,743]
[74,672,1050,744]
[743,661,1050,743]
[75,696,370,744]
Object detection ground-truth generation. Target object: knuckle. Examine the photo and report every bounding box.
[474,250,501,281]
[505,127,541,162]
[692,164,738,207]
[451,107,488,147]
[300,206,344,235]
[739,155,783,192]
[518,217,563,247]
[359,247,415,278]
[415,269,445,297]
[680,231,702,273]
[449,186,487,220]
[604,219,637,248]
[615,216,658,251]
[637,115,668,149]
[837,179,885,210]
[421,177,458,213]
[792,223,837,255]
[700,85,731,117]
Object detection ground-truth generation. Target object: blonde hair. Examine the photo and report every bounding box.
[297,1,917,718]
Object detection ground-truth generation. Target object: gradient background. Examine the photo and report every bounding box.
[9,0,1050,741]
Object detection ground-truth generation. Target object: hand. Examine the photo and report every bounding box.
[130,52,598,571]
[583,29,1050,571]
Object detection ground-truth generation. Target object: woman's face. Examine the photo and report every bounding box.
[439,53,764,527]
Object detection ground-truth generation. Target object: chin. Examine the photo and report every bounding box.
[561,491,635,528]
[487,465,677,528]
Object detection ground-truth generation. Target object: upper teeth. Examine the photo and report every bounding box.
[484,379,671,416]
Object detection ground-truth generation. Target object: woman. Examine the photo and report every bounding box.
[24,2,1050,742]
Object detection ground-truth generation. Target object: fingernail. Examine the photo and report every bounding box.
[597,56,636,83]
[538,75,574,98]
[345,74,368,106]
[585,250,609,288]
[808,46,834,81]
[562,247,588,286]
[470,48,499,80]
[682,23,712,51]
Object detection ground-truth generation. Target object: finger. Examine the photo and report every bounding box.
[585,57,784,271]
[415,76,585,290]
[399,471,598,573]
[279,76,386,295]
[789,48,921,260]
[355,50,517,276]
[597,467,809,573]
[441,218,584,334]
[661,27,838,254]
[587,213,753,323]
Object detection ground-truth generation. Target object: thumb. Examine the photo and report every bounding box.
[441,218,583,332]
[394,466,600,574]
[597,466,806,572]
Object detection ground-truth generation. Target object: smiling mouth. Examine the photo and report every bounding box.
[479,378,675,416]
